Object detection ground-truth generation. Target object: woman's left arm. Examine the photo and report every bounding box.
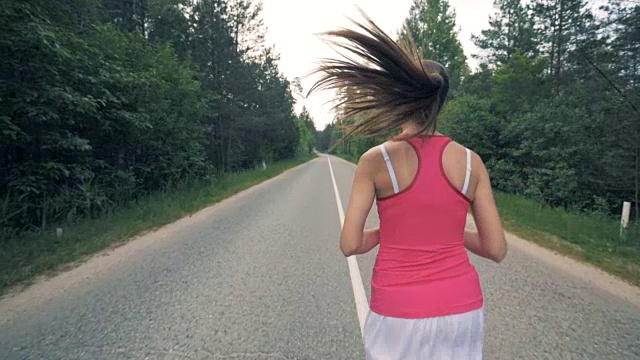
[340,151,377,257]
[352,227,380,255]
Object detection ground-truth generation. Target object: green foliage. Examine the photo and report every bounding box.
[440,94,501,161]
[295,108,317,156]
[401,0,469,91]
[0,156,314,294]
[531,0,595,79]
[472,0,539,65]
[315,123,334,153]
[495,191,640,285]
[0,0,306,236]
[448,1,640,219]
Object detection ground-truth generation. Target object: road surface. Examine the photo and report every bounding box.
[0,156,638,359]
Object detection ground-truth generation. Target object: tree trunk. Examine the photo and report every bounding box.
[219,121,226,173]
[226,131,232,171]
[549,6,556,75]
[634,143,640,224]
[556,0,564,78]
[507,6,513,60]
[234,20,240,55]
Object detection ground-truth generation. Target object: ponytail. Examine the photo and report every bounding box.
[308,11,449,140]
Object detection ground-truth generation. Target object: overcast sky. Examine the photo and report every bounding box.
[260,0,497,130]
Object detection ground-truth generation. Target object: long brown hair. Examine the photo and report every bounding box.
[307,11,449,141]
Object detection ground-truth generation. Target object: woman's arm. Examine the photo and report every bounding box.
[467,154,507,263]
[463,229,492,259]
[350,227,380,255]
[340,151,377,257]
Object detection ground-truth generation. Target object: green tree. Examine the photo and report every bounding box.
[472,0,538,65]
[531,0,594,78]
[402,0,469,91]
[100,0,150,34]
[227,0,266,60]
[0,0,306,235]
[147,0,192,59]
[295,108,316,156]
[315,123,334,153]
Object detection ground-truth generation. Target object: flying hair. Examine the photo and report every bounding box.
[307,9,450,143]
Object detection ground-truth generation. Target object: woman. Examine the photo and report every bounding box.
[309,13,507,360]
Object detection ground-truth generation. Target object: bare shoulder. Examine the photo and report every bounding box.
[362,140,406,163]
[445,139,470,154]
[446,140,485,170]
[359,146,381,164]
[443,140,469,161]
[356,146,383,175]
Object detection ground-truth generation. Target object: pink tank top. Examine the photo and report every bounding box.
[371,135,483,319]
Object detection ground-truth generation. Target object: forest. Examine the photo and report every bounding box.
[0,0,316,237]
[317,0,640,222]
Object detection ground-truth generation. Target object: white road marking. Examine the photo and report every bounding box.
[327,156,370,336]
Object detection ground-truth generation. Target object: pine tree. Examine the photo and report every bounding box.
[402,0,469,91]
[472,0,538,66]
[531,0,594,78]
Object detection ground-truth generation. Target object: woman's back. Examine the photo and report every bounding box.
[369,135,484,319]
[373,136,479,201]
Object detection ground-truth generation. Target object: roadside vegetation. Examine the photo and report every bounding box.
[1,0,316,294]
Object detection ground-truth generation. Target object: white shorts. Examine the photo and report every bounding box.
[363,307,484,360]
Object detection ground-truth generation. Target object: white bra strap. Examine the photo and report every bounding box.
[379,144,400,194]
[462,148,472,196]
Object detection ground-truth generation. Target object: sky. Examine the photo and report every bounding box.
[260,0,497,130]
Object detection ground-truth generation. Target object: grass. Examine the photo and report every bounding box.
[0,156,315,296]
[334,152,640,286]
[494,192,640,286]
[335,153,359,164]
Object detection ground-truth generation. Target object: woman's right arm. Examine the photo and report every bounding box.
[465,155,507,263]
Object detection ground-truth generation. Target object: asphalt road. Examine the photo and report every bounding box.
[0,156,638,359]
